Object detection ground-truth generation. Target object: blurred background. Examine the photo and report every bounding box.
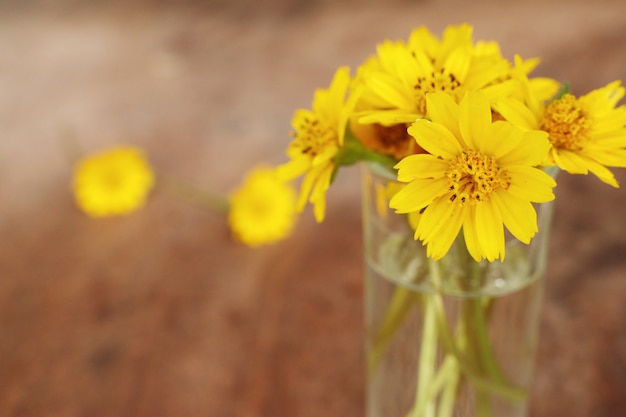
[0,0,625,416]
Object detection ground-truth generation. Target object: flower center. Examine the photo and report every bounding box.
[102,168,124,191]
[414,68,461,115]
[445,150,510,205]
[540,94,590,151]
[291,114,336,157]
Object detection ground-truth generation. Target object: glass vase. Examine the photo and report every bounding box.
[362,162,554,417]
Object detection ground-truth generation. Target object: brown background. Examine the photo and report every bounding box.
[0,0,625,416]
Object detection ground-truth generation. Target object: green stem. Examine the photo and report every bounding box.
[437,356,459,417]
[470,297,509,385]
[432,293,526,401]
[368,286,416,372]
[477,391,491,417]
[411,293,438,417]
[158,173,230,213]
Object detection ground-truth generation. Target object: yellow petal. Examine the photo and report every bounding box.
[463,58,510,90]
[417,197,464,260]
[312,144,338,167]
[394,154,449,181]
[276,157,310,181]
[309,164,334,222]
[528,77,561,104]
[478,79,520,101]
[483,120,524,159]
[462,206,483,262]
[327,66,351,108]
[408,119,463,159]
[497,130,550,167]
[491,191,538,244]
[581,155,620,187]
[551,148,589,174]
[589,107,626,135]
[443,47,471,83]
[413,50,435,77]
[358,110,420,125]
[296,170,317,212]
[475,201,505,262]
[389,177,449,214]
[584,148,626,168]
[459,92,491,152]
[365,73,414,110]
[312,196,327,223]
[592,129,626,146]
[506,166,556,203]
[494,98,539,131]
[425,92,462,141]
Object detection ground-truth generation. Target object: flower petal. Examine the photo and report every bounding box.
[580,155,620,187]
[483,120,523,159]
[276,157,310,181]
[425,92,462,141]
[358,110,421,125]
[394,154,449,181]
[365,73,414,110]
[309,164,334,222]
[583,147,626,168]
[389,177,450,213]
[459,92,492,152]
[417,197,465,260]
[475,201,505,261]
[497,130,550,167]
[491,191,538,244]
[506,165,556,203]
[494,97,539,131]
[408,119,463,159]
[296,169,317,212]
[550,148,589,174]
[462,205,483,262]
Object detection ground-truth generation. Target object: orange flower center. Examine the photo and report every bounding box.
[291,113,336,157]
[540,94,590,151]
[445,150,510,205]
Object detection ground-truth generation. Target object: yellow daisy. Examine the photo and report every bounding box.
[277,66,355,222]
[228,166,298,247]
[73,146,155,217]
[348,24,548,161]
[389,92,556,262]
[495,60,626,187]
[354,24,519,127]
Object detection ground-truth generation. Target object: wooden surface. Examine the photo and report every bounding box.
[0,0,625,416]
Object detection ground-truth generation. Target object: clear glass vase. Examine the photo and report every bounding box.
[362,162,555,417]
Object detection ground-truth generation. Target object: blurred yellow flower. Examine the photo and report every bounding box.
[229,166,297,247]
[73,146,155,217]
[355,24,518,125]
[390,92,556,262]
[277,66,355,222]
[349,24,550,161]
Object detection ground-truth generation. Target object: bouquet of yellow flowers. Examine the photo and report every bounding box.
[272,23,626,417]
[279,23,624,254]
[70,22,625,417]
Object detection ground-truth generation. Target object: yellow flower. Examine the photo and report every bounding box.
[229,166,297,247]
[277,66,354,222]
[348,24,552,161]
[354,24,521,128]
[495,61,626,187]
[73,146,155,217]
[389,92,556,262]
